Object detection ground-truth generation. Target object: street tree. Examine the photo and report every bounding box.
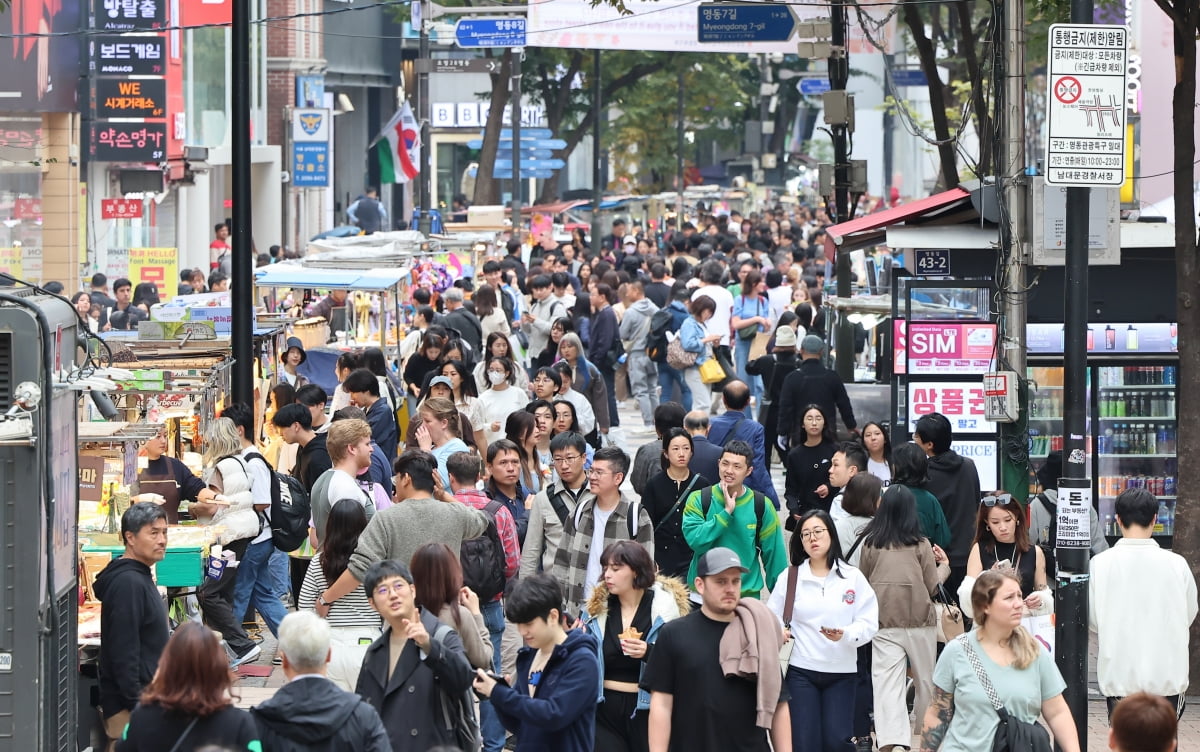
[1148,0,1200,684]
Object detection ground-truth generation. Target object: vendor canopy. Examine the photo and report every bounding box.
[253,264,408,291]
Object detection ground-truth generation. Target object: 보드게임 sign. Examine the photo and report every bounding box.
[893,320,997,375]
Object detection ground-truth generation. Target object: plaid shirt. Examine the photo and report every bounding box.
[455,488,521,601]
[552,492,655,614]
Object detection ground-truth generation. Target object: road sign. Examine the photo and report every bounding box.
[467,136,567,150]
[496,128,552,139]
[454,17,527,48]
[494,169,556,180]
[798,78,830,96]
[697,3,798,43]
[494,158,565,171]
[891,68,928,87]
[416,58,502,74]
[497,148,555,159]
[1045,24,1128,187]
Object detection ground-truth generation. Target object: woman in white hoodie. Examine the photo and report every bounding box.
[192,417,265,666]
[767,509,878,752]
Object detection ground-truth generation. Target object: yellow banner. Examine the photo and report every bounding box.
[1120,124,1135,205]
[129,247,178,292]
[0,247,21,279]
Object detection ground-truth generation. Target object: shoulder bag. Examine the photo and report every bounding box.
[666,336,699,370]
[699,346,727,384]
[957,634,1053,752]
[934,583,965,643]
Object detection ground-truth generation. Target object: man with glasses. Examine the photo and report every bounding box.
[356,559,475,750]
[682,440,787,601]
[530,367,561,402]
[552,446,654,616]
[522,432,595,579]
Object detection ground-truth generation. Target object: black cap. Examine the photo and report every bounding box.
[284,336,307,364]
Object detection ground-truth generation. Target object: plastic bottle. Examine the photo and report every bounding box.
[1146,424,1157,454]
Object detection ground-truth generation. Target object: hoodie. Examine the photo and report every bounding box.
[93,557,170,716]
[490,629,601,752]
[252,675,391,752]
[619,297,659,351]
[923,450,981,568]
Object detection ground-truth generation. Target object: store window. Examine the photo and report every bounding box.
[0,116,44,284]
[184,0,267,149]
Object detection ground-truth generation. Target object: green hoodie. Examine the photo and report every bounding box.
[682,484,788,597]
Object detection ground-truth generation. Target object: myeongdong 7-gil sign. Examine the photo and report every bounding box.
[1045,23,1128,187]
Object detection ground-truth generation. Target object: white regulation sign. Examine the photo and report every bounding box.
[1045,24,1127,187]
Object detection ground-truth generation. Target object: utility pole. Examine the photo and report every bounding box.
[1000,0,1030,498]
[230,0,253,406]
[591,50,603,255]
[417,0,432,234]
[1057,0,1094,745]
[828,0,854,381]
[511,48,523,230]
[676,64,685,224]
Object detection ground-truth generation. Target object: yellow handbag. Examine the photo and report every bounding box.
[699,355,726,384]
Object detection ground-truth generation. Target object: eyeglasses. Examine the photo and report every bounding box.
[981,494,1013,507]
[373,581,410,598]
[553,454,583,465]
[800,527,828,540]
[587,469,613,478]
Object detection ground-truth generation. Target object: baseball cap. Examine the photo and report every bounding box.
[775,326,798,349]
[623,236,638,247]
[800,334,825,354]
[428,375,453,390]
[696,547,749,577]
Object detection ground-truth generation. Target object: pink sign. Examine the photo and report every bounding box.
[893,321,996,375]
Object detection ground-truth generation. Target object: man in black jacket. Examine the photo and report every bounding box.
[253,612,390,752]
[776,334,857,448]
[442,286,483,357]
[914,412,981,599]
[94,503,170,752]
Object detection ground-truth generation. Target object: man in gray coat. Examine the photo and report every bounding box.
[619,279,661,429]
[314,449,488,617]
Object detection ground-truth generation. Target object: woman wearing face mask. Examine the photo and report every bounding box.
[475,332,529,392]
[959,492,1051,621]
[641,428,709,579]
[478,356,528,447]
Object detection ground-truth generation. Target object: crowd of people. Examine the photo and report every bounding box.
[92,209,1194,752]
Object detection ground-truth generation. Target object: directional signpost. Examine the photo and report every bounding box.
[469,128,565,181]
[891,68,928,87]
[1045,24,1127,187]
[416,58,502,74]
[454,17,527,48]
[697,3,798,43]
[799,78,830,96]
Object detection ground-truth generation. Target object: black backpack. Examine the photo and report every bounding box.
[245,451,311,552]
[645,307,675,362]
[460,500,508,601]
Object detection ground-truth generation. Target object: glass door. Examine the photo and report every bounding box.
[1095,365,1178,541]
[1027,365,1092,464]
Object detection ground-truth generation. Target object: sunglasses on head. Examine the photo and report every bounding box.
[981,493,1013,507]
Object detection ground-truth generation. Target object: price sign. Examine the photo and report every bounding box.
[914,248,950,277]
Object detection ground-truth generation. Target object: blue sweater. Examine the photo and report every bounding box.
[490,629,600,752]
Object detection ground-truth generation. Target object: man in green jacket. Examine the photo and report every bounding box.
[682,440,788,602]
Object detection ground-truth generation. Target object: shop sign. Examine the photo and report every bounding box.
[129,247,177,289]
[893,320,996,375]
[96,78,166,119]
[295,76,325,108]
[105,247,130,281]
[78,455,106,502]
[0,121,42,163]
[92,121,167,163]
[292,142,330,187]
[0,247,22,279]
[91,34,165,75]
[101,198,144,220]
[13,199,41,219]
[951,440,998,491]
[94,0,166,31]
[907,381,994,433]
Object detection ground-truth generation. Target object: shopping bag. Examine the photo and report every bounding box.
[1022,612,1055,654]
[699,357,726,384]
[749,332,771,361]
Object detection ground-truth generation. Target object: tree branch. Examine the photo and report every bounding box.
[904,0,960,187]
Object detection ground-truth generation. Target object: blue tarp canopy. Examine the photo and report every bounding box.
[253,264,406,291]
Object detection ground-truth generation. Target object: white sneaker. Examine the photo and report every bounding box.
[230,644,261,669]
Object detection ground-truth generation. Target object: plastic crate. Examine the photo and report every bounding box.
[82,545,205,588]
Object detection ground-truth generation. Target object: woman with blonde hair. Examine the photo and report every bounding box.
[919,569,1079,752]
[190,417,263,667]
[414,396,471,489]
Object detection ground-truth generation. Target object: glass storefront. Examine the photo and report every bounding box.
[0,115,44,284]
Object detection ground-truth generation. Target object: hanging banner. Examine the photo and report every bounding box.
[129,247,177,289]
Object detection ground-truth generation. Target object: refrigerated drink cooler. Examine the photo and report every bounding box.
[1027,356,1179,547]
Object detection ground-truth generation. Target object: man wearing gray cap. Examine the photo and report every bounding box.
[642,547,791,752]
[776,334,857,451]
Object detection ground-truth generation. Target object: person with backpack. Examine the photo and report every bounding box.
[653,282,693,407]
[356,559,476,752]
[410,543,495,670]
[619,279,661,431]
[551,446,654,617]
[1028,451,1108,577]
[681,440,788,603]
[448,451,519,752]
[522,432,595,579]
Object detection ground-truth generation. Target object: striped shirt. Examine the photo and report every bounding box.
[298,552,382,629]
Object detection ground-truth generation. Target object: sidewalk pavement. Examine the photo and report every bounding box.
[232,397,1200,750]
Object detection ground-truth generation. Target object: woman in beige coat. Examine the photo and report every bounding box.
[409,543,494,669]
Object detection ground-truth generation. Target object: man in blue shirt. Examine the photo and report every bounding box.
[705,381,781,509]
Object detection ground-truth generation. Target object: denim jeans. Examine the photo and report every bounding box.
[734,336,762,416]
[786,665,857,752]
[601,368,620,427]
[658,360,691,407]
[479,598,508,752]
[231,538,289,639]
[269,547,290,601]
